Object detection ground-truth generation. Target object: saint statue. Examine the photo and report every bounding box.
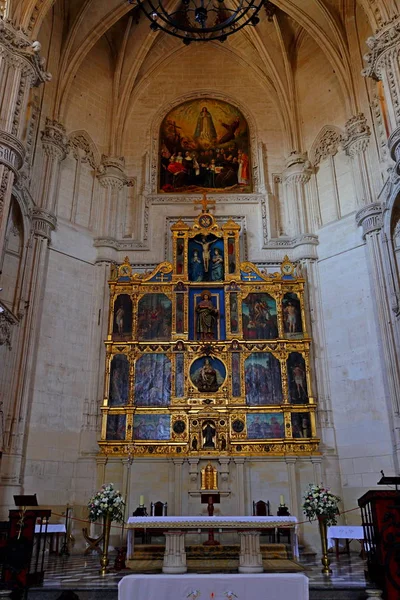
[194,107,217,146]
[190,250,204,282]
[211,247,224,281]
[195,358,219,392]
[202,424,216,449]
[196,291,219,340]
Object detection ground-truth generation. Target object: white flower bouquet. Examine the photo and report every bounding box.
[302,483,341,526]
[88,483,125,523]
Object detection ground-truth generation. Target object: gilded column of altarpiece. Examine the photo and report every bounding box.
[99,209,319,458]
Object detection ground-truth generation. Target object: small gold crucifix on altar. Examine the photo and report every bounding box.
[194,193,216,213]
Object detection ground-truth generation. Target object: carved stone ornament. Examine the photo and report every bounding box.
[356,202,383,238]
[310,128,341,166]
[31,207,57,239]
[0,303,18,350]
[0,20,51,85]
[41,118,68,161]
[284,151,313,185]
[388,126,400,171]
[97,154,127,189]
[363,17,400,81]
[341,113,371,157]
[0,130,25,176]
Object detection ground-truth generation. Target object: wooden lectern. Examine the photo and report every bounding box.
[358,477,400,600]
[3,495,51,589]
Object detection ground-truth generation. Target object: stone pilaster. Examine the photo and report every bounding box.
[218,457,230,493]
[39,118,68,212]
[96,155,127,239]
[0,20,50,252]
[356,203,400,470]
[173,458,184,514]
[342,113,374,207]
[234,457,245,514]
[283,152,315,236]
[286,458,298,516]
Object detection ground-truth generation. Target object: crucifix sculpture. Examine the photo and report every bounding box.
[195,193,216,213]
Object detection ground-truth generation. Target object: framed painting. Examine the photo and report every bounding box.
[247,413,284,439]
[133,414,171,440]
[242,293,278,340]
[106,414,126,440]
[245,352,283,405]
[137,293,172,341]
[135,354,171,406]
[113,294,132,340]
[282,292,303,339]
[159,98,251,193]
[109,354,129,406]
[287,352,309,404]
[291,412,312,438]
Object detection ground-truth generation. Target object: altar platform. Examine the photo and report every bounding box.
[26,552,369,600]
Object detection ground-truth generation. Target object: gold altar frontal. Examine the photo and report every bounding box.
[99,199,319,458]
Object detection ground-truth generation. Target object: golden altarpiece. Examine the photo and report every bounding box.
[99,203,319,458]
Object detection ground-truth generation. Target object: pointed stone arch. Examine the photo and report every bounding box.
[68,129,101,169]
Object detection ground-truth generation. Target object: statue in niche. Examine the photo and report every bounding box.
[211,247,224,281]
[196,291,219,340]
[219,434,227,451]
[202,421,216,449]
[191,435,198,451]
[195,358,219,392]
[190,250,204,282]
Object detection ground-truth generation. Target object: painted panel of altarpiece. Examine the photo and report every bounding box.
[247,413,285,439]
[242,293,278,340]
[109,354,129,406]
[245,352,283,405]
[106,414,126,440]
[287,352,309,404]
[135,354,171,406]
[113,294,132,340]
[137,293,172,341]
[133,414,171,440]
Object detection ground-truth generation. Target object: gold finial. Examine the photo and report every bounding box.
[195,193,216,214]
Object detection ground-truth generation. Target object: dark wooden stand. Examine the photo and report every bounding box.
[201,493,220,546]
[359,489,400,600]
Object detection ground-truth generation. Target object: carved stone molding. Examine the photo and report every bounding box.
[0,20,51,86]
[310,127,341,166]
[363,17,400,81]
[97,154,127,189]
[356,202,383,238]
[0,129,25,177]
[341,113,371,157]
[0,302,18,350]
[388,126,400,172]
[41,118,68,161]
[31,207,57,239]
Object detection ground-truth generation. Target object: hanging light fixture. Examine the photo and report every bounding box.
[128,0,265,44]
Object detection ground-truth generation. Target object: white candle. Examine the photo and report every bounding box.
[139,495,144,506]
[280,494,285,506]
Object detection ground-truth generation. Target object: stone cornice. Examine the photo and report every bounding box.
[31,207,57,239]
[0,19,51,85]
[97,154,127,190]
[356,202,383,237]
[283,152,313,185]
[363,17,400,80]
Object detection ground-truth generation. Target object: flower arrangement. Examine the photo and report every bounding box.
[302,483,341,526]
[88,483,125,523]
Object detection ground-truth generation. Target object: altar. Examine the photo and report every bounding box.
[119,573,309,600]
[127,515,298,574]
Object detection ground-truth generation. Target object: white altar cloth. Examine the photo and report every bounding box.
[34,524,66,534]
[327,526,364,549]
[127,516,299,561]
[119,573,309,600]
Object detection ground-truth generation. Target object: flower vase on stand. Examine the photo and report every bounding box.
[318,516,332,575]
[100,513,112,575]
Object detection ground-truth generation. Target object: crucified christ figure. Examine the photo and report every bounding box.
[192,235,217,273]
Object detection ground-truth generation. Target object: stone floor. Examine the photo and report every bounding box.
[25,551,370,599]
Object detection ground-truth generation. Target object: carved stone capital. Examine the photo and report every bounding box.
[342,113,371,157]
[31,207,57,239]
[356,202,383,238]
[0,129,25,175]
[41,118,68,161]
[363,17,400,81]
[97,154,127,190]
[0,20,51,85]
[283,152,313,185]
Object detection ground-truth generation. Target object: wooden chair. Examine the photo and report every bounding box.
[146,502,168,543]
[252,500,275,543]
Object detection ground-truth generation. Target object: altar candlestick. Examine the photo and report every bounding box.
[139,495,144,506]
[280,494,285,506]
